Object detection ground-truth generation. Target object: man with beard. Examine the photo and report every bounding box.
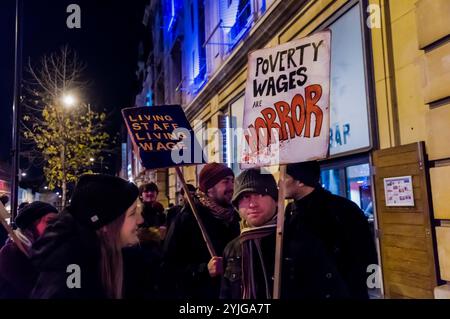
[162,163,240,299]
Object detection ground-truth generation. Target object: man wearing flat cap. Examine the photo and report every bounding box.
[283,161,377,299]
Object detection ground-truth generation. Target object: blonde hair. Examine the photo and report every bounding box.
[96,213,126,299]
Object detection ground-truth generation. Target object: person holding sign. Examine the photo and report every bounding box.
[220,168,278,299]
[162,163,240,299]
[283,161,377,299]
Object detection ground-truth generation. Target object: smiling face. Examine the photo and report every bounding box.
[237,192,277,227]
[119,200,143,248]
[207,176,234,207]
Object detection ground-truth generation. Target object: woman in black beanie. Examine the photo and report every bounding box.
[30,174,141,299]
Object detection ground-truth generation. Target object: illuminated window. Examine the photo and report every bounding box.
[229,0,251,44]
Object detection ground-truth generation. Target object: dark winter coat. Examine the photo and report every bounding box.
[141,202,166,228]
[30,211,106,299]
[166,204,182,229]
[0,226,7,249]
[220,232,276,299]
[282,186,378,299]
[0,240,37,298]
[122,243,162,299]
[162,201,240,299]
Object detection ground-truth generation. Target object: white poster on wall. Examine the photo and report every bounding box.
[383,176,415,207]
[241,30,331,167]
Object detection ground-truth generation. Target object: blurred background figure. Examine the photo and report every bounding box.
[0,195,9,249]
[166,184,196,230]
[0,201,58,298]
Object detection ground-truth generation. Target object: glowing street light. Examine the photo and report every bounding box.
[21,172,26,177]
[62,94,76,108]
[89,157,94,162]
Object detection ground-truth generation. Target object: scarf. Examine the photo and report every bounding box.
[239,214,277,299]
[196,190,236,224]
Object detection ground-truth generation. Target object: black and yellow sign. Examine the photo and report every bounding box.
[122,105,205,169]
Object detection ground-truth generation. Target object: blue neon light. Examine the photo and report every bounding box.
[168,0,175,31]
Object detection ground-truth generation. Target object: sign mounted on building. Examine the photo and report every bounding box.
[383,176,415,207]
[241,30,331,167]
[122,105,206,169]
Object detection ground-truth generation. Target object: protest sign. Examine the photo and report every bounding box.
[122,105,215,257]
[240,31,332,299]
[241,30,331,167]
[122,105,205,169]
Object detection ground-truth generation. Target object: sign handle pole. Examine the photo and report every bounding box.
[273,164,286,299]
[0,202,29,257]
[175,166,217,258]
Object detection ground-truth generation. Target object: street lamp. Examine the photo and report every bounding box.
[62,94,76,108]
[89,157,94,162]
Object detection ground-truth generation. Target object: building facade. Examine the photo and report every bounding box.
[131,0,450,298]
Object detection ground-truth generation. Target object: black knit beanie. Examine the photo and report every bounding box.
[69,174,139,230]
[15,201,58,230]
[232,168,278,208]
[286,160,321,187]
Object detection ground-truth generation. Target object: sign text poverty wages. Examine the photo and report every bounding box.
[242,30,331,167]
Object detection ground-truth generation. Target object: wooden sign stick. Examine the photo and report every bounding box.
[273,165,286,299]
[175,166,217,258]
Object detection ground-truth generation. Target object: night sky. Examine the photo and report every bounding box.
[0,0,147,169]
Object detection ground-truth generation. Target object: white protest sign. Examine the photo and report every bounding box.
[241,30,331,167]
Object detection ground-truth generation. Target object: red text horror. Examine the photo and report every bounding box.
[245,84,324,152]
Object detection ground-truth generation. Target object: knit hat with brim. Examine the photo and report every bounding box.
[69,174,139,230]
[232,168,278,209]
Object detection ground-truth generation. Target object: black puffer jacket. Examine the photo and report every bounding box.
[282,186,378,299]
[162,201,240,299]
[30,210,105,299]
